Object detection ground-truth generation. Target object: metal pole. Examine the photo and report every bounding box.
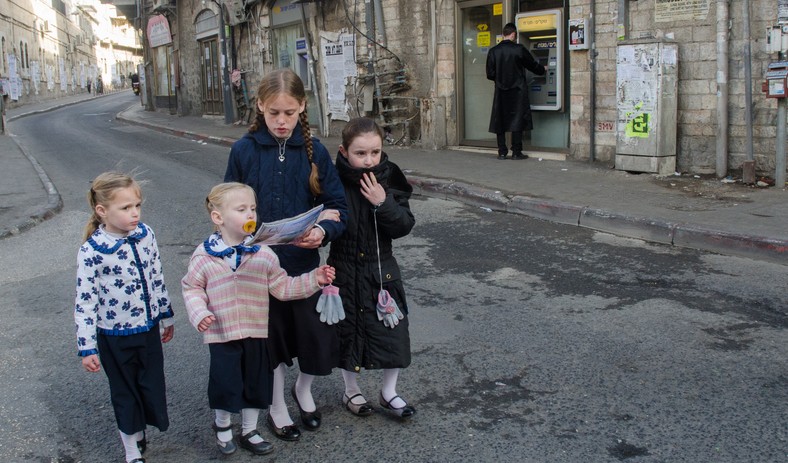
[589,2,597,162]
[778,99,788,187]
[218,2,234,124]
[741,0,756,183]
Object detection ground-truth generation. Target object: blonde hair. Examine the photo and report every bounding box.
[205,182,256,230]
[249,68,321,196]
[83,171,142,241]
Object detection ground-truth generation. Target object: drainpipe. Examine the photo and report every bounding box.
[715,0,729,178]
[741,0,756,183]
[299,4,325,136]
[589,1,597,162]
[218,2,234,124]
[373,0,387,47]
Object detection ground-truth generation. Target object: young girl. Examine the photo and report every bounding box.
[181,183,335,456]
[74,171,175,463]
[328,118,416,419]
[224,68,347,440]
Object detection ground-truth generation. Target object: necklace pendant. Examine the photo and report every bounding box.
[278,154,285,162]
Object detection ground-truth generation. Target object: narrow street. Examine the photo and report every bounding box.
[0,95,785,463]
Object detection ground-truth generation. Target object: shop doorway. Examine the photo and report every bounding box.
[200,38,222,115]
[458,0,504,147]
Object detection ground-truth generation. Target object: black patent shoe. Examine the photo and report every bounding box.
[291,385,321,430]
[239,430,274,455]
[497,154,507,160]
[212,423,237,455]
[136,430,146,454]
[379,392,416,419]
[266,413,301,441]
[343,393,374,417]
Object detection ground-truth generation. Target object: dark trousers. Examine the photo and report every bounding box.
[98,329,169,435]
[496,131,523,156]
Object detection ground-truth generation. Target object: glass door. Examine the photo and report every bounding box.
[200,37,222,115]
[458,1,505,147]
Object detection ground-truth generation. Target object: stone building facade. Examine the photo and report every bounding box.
[0,0,142,109]
[137,0,784,178]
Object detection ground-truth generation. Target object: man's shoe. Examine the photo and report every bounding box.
[239,430,274,455]
[511,153,529,160]
[266,413,301,441]
[497,154,507,160]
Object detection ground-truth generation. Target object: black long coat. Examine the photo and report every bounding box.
[327,152,415,372]
[486,39,546,133]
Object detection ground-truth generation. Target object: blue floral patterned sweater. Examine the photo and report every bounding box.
[74,223,174,357]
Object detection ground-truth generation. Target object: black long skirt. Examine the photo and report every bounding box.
[98,328,169,435]
[266,292,339,376]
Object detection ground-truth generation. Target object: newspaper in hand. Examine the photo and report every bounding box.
[250,205,324,245]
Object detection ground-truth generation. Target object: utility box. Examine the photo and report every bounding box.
[615,40,678,174]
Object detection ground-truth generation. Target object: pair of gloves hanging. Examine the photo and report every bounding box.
[315,284,403,329]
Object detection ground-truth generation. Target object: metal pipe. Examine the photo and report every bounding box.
[299,4,325,136]
[743,0,754,163]
[715,0,729,178]
[218,3,234,124]
[777,99,787,187]
[372,0,387,47]
[589,1,597,162]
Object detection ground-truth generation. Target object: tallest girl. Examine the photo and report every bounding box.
[224,68,347,441]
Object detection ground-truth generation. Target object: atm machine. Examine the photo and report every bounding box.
[515,9,563,111]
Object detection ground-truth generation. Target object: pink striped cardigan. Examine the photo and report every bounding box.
[181,245,320,344]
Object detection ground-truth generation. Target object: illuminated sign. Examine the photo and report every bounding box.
[517,14,558,32]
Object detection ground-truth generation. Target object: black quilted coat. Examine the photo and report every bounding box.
[327,152,415,372]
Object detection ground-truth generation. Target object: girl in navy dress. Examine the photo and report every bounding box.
[74,171,174,463]
[225,69,347,440]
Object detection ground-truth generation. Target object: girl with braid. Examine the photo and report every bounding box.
[224,68,347,442]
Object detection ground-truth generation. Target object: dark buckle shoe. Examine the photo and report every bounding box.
[343,393,374,417]
[212,423,237,455]
[379,392,416,419]
[266,413,301,441]
[511,153,529,160]
[136,430,146,454]
[239,430,274,455]
[291,385,321,430]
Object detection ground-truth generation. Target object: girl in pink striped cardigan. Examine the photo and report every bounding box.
[181,183,334,456]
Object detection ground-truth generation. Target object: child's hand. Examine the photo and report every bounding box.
[316,265,336,285]
[318,209,341,222]
[198,315,216,332]
[82,354,101,373]
[161,325,174,343]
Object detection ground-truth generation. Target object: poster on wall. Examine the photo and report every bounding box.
[321,36,350,121]
[7,55,19,100]
[59,58,67,91]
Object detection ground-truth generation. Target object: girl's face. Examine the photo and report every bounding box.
[211,188,256,245]
[96,187,142,235]
[258,93,305,139]
[340,132,383,169]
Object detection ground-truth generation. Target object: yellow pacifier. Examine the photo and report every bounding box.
[243,220,257,234]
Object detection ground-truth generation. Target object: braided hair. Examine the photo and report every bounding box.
[249,68,321,196]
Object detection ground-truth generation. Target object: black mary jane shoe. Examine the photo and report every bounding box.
[291,385,321,430]
[266,413,301,442]
[343,393,374,417]
[129,459,145,463]
[379,392,416,419]
[136,430,146,454]
[239,430,274,455]
[212,423,237,455]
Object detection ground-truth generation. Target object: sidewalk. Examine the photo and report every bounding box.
[2,93,786,264]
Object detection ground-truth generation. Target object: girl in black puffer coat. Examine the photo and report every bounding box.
[328,118,417,419]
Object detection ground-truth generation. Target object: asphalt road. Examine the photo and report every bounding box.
[0,95,785,463]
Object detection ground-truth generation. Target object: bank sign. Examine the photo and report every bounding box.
[147,15,172,48]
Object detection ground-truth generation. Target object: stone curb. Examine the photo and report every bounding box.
[0,135,64,240]
[117,109,237,147]
[408,175,787,265]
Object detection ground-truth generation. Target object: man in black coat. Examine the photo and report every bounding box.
[486,22,547,160]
